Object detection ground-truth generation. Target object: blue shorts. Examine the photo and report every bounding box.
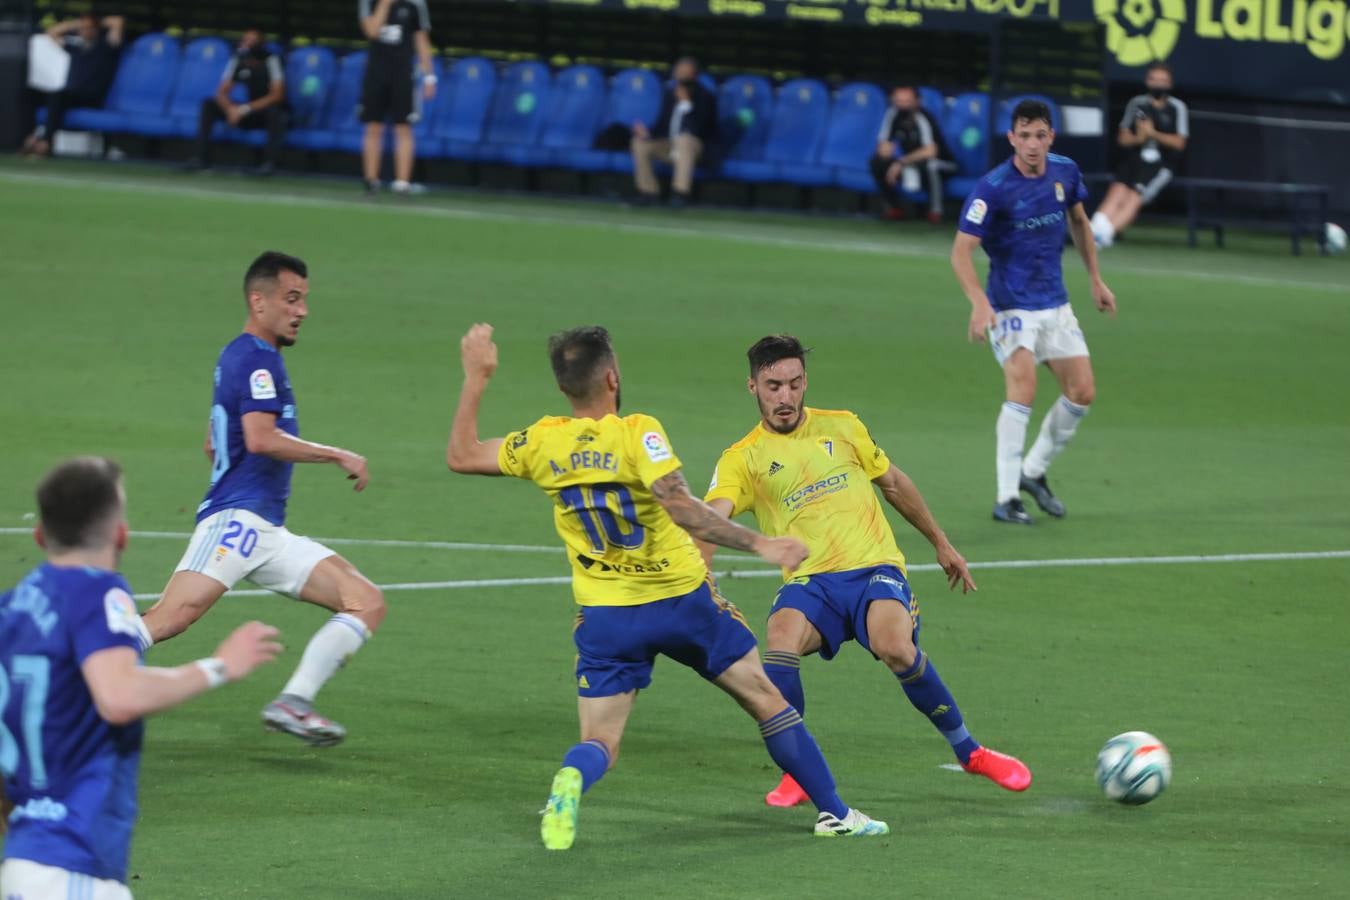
[771,565,920,661]
[573,582,758,698]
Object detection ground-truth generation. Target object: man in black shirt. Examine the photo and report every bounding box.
[190,29,287,174]
[358,0,436,196]
[869,85,955,224]
[631,57,717,208]
[22,13,124,157]
[1091,62,1189,248]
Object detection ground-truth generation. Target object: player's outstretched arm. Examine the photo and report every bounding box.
[874,464,977,594]
[447,323,506,476]
[1067,203,1117,316]
[241,412,369,491]
[951,231,996,342]
[652,470,808,570]
[82,621,282,726]
[692,497,735,571]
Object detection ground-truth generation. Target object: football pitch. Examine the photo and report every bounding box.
[1,160,1347,898]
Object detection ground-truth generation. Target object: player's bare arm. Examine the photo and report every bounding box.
[447,323,506,475]
[1067,203,1117,316]
[82,621,281,725]
[651,470,808,570]
[241,411,369,490]
[951,231,996,342]
[873,464,976,593]
[693,497,735,570]
[360,0,396,39]
[415,31,436,99]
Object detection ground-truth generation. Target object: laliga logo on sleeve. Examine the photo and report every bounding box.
[105,587,152,646]
[966,198,988,225]
[250,368,277,400]
[643,431,672,463]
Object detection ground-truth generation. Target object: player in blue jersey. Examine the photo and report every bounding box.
[1,457,280,900]
[140,252,386,747]
[950,99,1117,525]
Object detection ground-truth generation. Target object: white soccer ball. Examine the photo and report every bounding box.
[1325,222,1347,254]
[1096,731,1171,805]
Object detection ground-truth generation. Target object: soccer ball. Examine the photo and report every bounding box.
[1096,731,1171,805]
[1325,222,1347,254]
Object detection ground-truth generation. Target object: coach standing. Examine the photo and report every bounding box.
[358,0,435,196]
[1091,63,1188,248]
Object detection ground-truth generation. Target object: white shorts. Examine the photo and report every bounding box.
[174,509,335,596]
[0,859,133,900]
[989,304,1090,367]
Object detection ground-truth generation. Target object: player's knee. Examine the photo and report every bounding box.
[873,633,918,673]
[142,599,204,642]
[345,583,386,632]
[1067,380,1095,407]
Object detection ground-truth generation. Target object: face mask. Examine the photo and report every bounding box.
[1148,87,1168,99]
[679,77,696,88]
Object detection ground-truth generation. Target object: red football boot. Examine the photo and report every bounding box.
[765,773,809,807]
[961,747,1032,792]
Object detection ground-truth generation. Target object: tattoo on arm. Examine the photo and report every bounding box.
[651,470,759,553]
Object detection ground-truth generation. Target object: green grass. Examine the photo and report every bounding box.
[1,160,1348,898]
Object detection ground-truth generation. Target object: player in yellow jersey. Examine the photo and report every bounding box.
[445,323,890,848]
[701,335,1032,808]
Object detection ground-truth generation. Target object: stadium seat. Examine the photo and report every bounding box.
[433,56,497,160]
[476,61,552,165]
[64,33,180,135]
[944,91,990,200]
[821,82,887,193]
[597,68,661,173]
[918,86,947,120]
[998,93,1062,132]
[285,46,338,134]
[714,75,774,182]
[288,50,365,152]
[727,78,831,185]
[410,58,447,153]
[533,64,606,169]
[125,36,230,138]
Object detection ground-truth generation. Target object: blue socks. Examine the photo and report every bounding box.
[896,651,979,764]
[561,739,611,793]
[759,707,848,818]
[763,651,805,718]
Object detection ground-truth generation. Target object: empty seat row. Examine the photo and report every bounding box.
[56,33,1061,198]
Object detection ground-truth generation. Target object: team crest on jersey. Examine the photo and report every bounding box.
[966,198,988,224]
[249,368,277,400]
[105,587,151,645]
[642,431,672,463]
[1055,182,1065,203]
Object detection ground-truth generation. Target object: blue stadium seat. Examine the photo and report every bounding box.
[410,58,447,153]
[126,36,230,138]
[64,33,180,134]
[599,68,661,173]
[918,86,947,120]
[738,78,831,186]
[286,46,338,133]
[433,56,496,160]
[998,93,1062,131]
[944,91,990,200]
[820,82,886,192]
[533,64,606,169]
[714,75,773,182]
[288,50,365,152]
[476,61,552,165]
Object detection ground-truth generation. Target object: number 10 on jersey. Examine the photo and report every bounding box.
[559,483,645,553]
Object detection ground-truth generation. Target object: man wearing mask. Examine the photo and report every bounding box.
[631,57,717,208]
[870,86,955,224]
[1091,63,1189,248]
[21,12,124,157]
[190,28,287,174]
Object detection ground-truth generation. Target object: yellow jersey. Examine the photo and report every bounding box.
[498,412,708,607]
[705,407,906,580]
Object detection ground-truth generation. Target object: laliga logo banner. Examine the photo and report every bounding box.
[1097,0,1350,65]
[1095,0,1187,65]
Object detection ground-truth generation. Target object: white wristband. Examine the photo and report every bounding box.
[239,103,252,116]
[195,657,229,689]
[423,74,437,84]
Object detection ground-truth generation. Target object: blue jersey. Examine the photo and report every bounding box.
[197,333,299,526]
[1,564,148,883]
[957,153,1088,312]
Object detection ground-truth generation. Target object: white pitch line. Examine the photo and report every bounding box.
[116,548,1350,601]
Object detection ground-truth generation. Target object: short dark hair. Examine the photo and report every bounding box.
[747,334,809,377]
[548,326,616,400]
[36,457,123,551]
[1010,99,1053,130]
[1146,61,1172,76]
[243,251,308,299]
